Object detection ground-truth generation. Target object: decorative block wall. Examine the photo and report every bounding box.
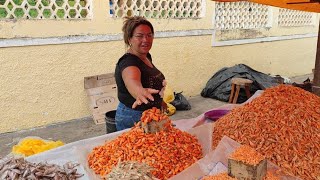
[109,0,203,19]
[0,0,92,19]
[278,8,314,27]
[214,1,271,30]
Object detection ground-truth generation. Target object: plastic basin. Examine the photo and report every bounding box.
[204,109,230,121]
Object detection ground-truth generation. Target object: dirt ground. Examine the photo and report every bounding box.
[0,74,313,158]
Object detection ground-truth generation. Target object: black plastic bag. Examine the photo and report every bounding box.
[170,92,191,110]
[201,64,279,103]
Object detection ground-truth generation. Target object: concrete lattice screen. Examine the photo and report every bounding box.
[0,0,204,19]
[278,8,314,27]
[0,0,92,19]
[215,1,270,30]
[214,1,315,30]
[109,0,203,18]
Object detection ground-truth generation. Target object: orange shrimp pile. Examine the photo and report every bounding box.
[88,108,202,180]
[141,107,169,124]
[229,145,265,165]
[212,85,320,180]
[202,173,236,180]
[264,171,281,180]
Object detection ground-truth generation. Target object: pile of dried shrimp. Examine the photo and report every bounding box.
[212,85,320,180]
[88,109,202,180]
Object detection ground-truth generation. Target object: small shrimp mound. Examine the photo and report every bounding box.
[88,109,202,180]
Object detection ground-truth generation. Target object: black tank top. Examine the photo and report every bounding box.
[115,53,165,111]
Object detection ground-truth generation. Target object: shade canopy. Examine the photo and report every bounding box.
[214,0,320,13]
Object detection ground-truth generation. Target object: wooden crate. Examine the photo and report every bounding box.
[228,158,267,180]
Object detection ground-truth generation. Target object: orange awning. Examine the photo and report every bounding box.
[212,0,320,13]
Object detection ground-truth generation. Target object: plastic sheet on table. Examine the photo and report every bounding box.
[173,90,265,131]
[26,147,90,180]
[25,129,130,180]
[20,123,214,180]
[171,135,301,180]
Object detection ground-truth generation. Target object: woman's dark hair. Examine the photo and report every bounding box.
[122,16,154,47]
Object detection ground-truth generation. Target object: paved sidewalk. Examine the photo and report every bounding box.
[0,74,313,157]
[0,96,227,158]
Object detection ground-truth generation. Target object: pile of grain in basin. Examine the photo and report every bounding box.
[212,85,320,180]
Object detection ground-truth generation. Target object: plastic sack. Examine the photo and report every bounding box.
[165,103,176,116]
[163,85,176,115]
[163,85,175,103]
[170,91,191,111]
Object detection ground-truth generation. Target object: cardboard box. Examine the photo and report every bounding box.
[84,73,119,124]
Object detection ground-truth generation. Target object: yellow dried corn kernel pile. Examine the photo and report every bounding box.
[12,138,64,157]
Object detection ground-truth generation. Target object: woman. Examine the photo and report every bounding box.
[115,16,166,131]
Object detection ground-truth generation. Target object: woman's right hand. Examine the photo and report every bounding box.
[132,88,159,109]
[122,66,159,109]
